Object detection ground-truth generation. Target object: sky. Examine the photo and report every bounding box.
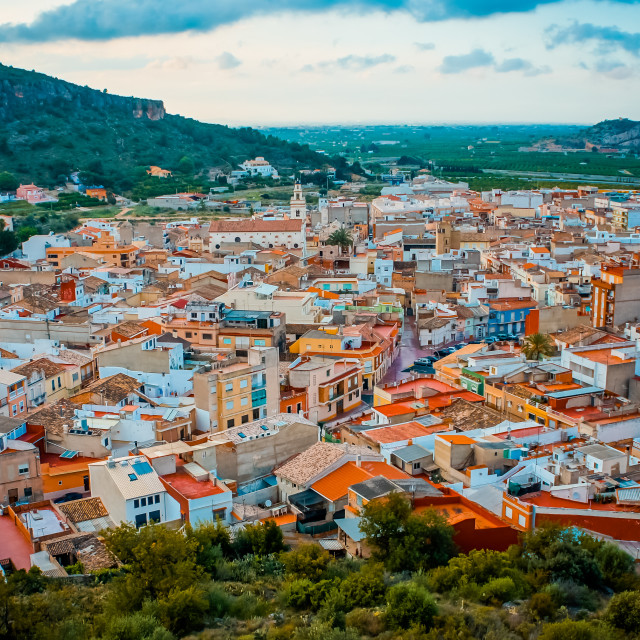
[0,0,639,126]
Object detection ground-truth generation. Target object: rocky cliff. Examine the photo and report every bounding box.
[0,64,165,121]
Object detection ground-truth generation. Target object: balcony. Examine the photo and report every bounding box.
[251,389,267,407]
[252,377,266,391]
[31,393,46,406]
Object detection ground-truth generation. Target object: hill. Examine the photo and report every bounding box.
[0,63,324,191]
[555,118,640,152]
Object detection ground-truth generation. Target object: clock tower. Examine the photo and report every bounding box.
[290,180,306,220]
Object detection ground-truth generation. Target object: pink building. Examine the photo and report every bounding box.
[16,184,54,204]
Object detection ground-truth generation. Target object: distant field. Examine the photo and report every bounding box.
[263,124,640,181]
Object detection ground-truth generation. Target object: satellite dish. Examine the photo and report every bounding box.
[265,499,272,508]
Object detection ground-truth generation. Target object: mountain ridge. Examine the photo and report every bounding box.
[0,63,324,191]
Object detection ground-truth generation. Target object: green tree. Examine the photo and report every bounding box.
[103,523,202,607]
[233,520,286,557]
[0,171,18,191]
[385,582,437,631]
[102,612,173,640]
[522,332,554,360]
[360,493,456,572]
[326,228,353,255]
[177,155,195,175]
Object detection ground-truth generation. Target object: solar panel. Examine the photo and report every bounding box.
[60,450,79,459]
[131,461,153,475]
[260,425,269,431]
[128,473,137,481]
[238,432,246,438]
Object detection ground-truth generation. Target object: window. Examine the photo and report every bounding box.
[413,462,421,470]
[242,414,249,424]
[18,464,29,475]
[148,510,161,523]
[287,405,292,413]
[57,377,61,388]
[223,338,232,345]
[227,419,235,428]
[155,494,160,504]
[505,506,513,519]
[203,333,212,340]
[241,397,248,406]
[518,514,526,527]
[12,405,17,416]
[240,379,248,389]
[134,499,140,508]
[135,513,147,528]
[141,497,147,507]
[253,408,260,420]
[51,380,55,392]
[185,331,192,338]
[254,339,266,346]
[225,382,233,392]
[23,487,32,498]
[19,401,24,412]
[226,400,233,410]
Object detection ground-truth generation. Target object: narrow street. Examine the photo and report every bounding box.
[379,315,430,385]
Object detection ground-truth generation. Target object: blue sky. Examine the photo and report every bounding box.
[0,0,639,125]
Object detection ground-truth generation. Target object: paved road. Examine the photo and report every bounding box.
[379,315,430,385]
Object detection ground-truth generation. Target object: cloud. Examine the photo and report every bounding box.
[439,49,494,74]
[216,52,242,70]
[547,22,640,57]
[306,53,396,72]
[414,42,435,51]
[495,57,551,76]
[394,64,415,73]
[1,0,639,43]
[580,58,636,79]
[148,56,198,71]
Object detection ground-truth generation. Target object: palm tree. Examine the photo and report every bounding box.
[522,333,554,361]
[327,228,353,255]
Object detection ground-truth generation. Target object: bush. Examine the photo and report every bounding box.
[156,586,208,634]
[606,590,640,633]
[345,608,385,636]
[528,592,557,621]
[480,577,519,605]
[282,544,330,581]
[385,582,438,631]
[538,619,617,640]
[340,563,387,609]
[102,613,173,640]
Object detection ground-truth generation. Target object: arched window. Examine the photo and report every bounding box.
[235,237,241,242]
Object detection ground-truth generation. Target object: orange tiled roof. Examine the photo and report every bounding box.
[311,460,409,502]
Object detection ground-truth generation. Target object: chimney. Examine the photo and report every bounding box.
[63,424,69,434]
[356,454,361,468]
[408,439,413,446]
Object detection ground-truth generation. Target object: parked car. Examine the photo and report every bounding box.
[506,334,520,341]
[53,492,84,504]
[484,336,499,344]
[414,357,433,367]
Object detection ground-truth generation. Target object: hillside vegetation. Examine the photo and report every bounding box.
[0,64,324,192]
[2,494,640,640]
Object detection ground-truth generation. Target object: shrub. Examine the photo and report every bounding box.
[345,608,386,636]
[102,613,173,640]
[479,577,518,605]
[528,592,557,621]
[385,582,438,631]
[605,590,640,633]
[156,586,209,634]
[339,563,387,609]
[538,619,617,640]
[282,544,331,581]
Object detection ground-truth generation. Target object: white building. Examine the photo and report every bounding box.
[239,157,279,179]
[89,455,181,527]
[209,219,305,250]
[21,233,71,262]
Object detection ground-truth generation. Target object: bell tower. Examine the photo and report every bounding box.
[290,180,306,220]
